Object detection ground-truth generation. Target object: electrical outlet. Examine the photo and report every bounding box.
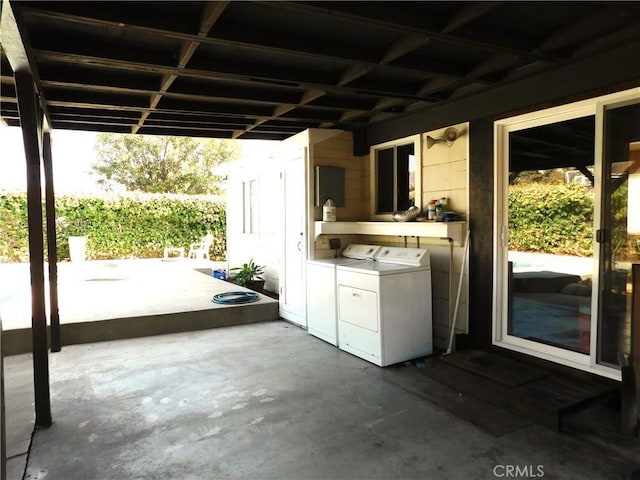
[316,236,329,249]
[329,238,341,250]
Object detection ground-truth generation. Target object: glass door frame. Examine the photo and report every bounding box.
[493,87,638,380]
[595,93,640,368]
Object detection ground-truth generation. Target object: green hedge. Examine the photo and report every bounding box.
[1,184,597,262]
[508,183,593,256]
[0,192,226,262]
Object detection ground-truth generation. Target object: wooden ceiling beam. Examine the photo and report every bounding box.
[240,86,329,138]
[573,23,640,58]
[466,53,523,80]
[21,6,477,84]
[34,49,438,103]
[536,4,639,54]
[133,1,229,133]
[41,75,304,106]
[42,81,368,115]
[0,0,53,131]
[300,89,326,105]
[199,2,229,34]
[416,78,459,98]
[374,98,406,111]
[380,35,430,65]
[337,65,374,87]
[256,1,556,63]
[52,110,254,128]
[441,2,500,34]
[44,97,342,125]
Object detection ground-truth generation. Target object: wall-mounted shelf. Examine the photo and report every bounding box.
[314,221,466,245]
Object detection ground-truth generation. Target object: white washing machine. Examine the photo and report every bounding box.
[306,244,381,346]
[336,246,433,366]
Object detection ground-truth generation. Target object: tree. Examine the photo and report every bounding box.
[91,134,239,194]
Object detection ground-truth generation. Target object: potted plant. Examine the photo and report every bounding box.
[230,259,266,291]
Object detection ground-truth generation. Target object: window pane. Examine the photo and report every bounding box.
[396,143,415,210]
[242,181,250,233]
[243,180,257,234]
[249,180,258,234]
[507,116,595,354]
[376,148,394,213]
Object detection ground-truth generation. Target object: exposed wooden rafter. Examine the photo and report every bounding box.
[258,1,557,62]
[132,1,229,134]
[0,0,52,130]
[2,1,640,140]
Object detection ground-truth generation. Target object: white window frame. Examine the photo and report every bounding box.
[242,179,258,235]
[369,134,422,221]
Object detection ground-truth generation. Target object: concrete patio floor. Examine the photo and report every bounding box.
[5,321,640,480]
[0,259,279,355]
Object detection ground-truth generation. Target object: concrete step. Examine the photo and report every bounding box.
[2,300,279,356]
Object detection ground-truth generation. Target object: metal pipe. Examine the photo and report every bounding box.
[445,229,471,355]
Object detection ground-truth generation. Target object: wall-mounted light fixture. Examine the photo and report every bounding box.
[426,126,466,149]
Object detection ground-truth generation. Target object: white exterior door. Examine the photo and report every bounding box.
[280,148,307,326]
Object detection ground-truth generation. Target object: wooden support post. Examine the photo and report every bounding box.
[43,132,61,352]
[14,70,52,428]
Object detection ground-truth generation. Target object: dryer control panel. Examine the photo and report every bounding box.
[375,247,430,266]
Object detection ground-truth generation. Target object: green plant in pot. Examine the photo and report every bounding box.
[230,259,266,291]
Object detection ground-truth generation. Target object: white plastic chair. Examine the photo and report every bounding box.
[188,233,214,260]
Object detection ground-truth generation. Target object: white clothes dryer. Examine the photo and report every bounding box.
[336,246,433,366]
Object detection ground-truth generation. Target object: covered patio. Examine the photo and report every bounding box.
[2,1,640,479]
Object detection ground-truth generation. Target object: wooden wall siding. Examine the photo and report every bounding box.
[422,123,469,217]
[421,124,470,349]
[313,132,365,222]
[312,132,368,260]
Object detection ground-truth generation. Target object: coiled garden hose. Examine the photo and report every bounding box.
[212,291,260,304]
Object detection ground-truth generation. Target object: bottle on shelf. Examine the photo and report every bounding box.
[427,200,437,221]
[435,201,443,221]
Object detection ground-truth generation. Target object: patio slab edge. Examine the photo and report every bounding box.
[2,302,280,356]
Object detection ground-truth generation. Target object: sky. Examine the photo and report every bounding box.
[1,126,100,193]
[0,125,278,194]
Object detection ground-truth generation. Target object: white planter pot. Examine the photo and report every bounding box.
[68,236,87,262]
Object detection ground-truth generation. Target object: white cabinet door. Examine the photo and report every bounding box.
[306,263,337,345]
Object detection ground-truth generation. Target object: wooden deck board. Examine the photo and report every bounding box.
[440,348,550,386]
[381,365,532,437]
[424,349,618,431]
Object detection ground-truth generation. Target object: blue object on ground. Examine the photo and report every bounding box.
[212,269,227,280]
[212,291,259,304]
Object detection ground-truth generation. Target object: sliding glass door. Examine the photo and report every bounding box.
[494,88,639,378]
[506,116,596,356]
[597,99,640,368]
